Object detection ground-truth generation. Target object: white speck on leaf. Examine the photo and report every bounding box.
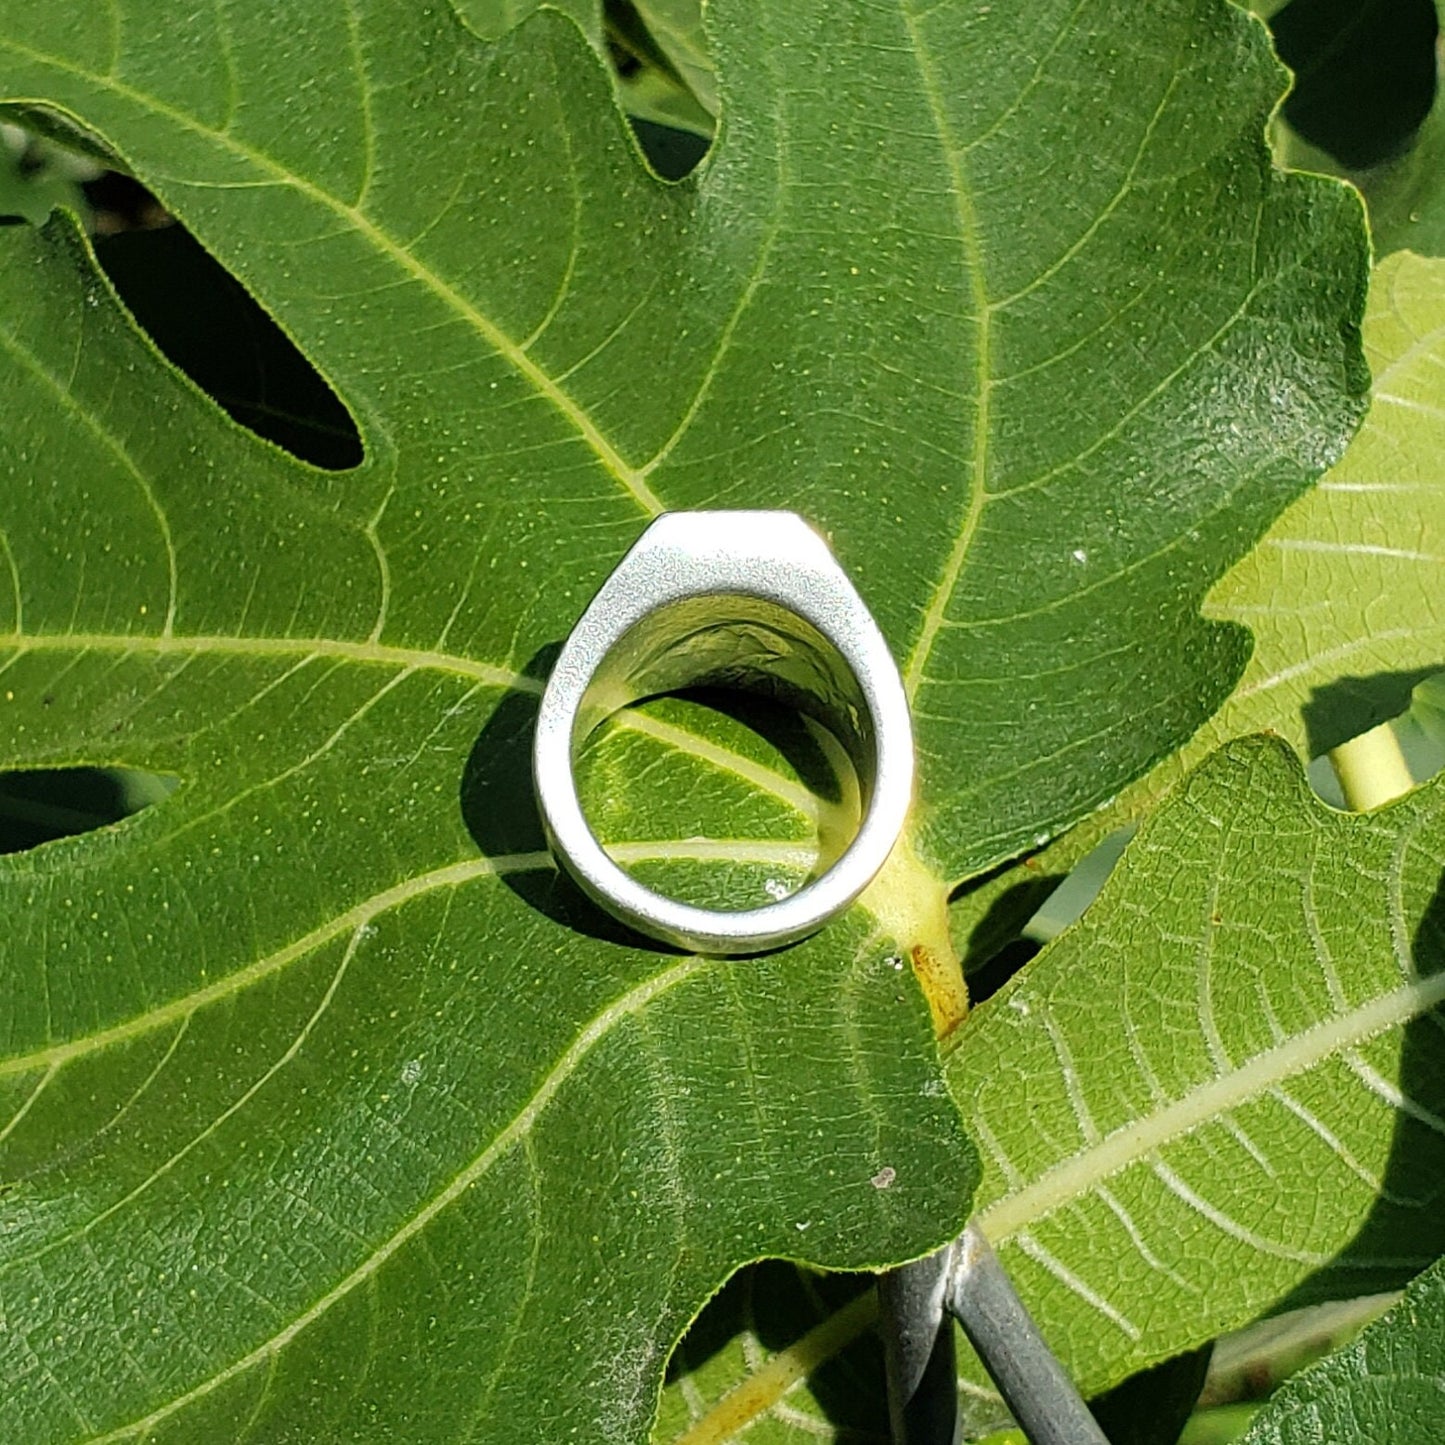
[871,1166,896,1190]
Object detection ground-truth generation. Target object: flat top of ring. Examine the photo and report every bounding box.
[609,510,842,605]
[638,509,829,557]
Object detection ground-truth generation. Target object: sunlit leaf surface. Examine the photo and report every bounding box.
[950,739,1445,1395]
[953,247,1445,971]
[0,0,1368,1437]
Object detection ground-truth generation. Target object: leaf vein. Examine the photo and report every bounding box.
[1012,1230,1141,1339]
[83,952,710,1443]
[989,69,1181,313]
[976,967,1445,1240]
[1148,1158,1327,1264]
[0,854,547,1080]
[0,34,662,517]
[898,0,992,702]
[0,315,178,637]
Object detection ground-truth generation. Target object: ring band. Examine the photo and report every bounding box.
[533,512,913,954]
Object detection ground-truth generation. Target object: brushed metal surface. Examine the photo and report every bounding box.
[534,511,913,954]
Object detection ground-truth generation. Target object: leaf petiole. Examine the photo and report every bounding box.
[1328,721,1415,811]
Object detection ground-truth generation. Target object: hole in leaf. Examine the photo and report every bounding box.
[1020,826,1134,945]
[964,934,1044,1006]
[658,1263,887,1437]
[1309,667,1445,809]
[604,0,715,177]
[575,687,859,915]
[953,862,1064,980]
[1087,1343,1213,1444]
[0,767,177,854]
[1405,671,1445,782]
[954,827,1134,998]
[1308,752,1350,809]
[93,220,363,471]
[0,121,98,227]
[1270,0,1439,169]
[628,118,711,180]
[83,169,168,232]
[1,127,362,467]
[607,39,645,80]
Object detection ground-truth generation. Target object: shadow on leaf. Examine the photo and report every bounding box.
[1303,664,1445,758]
[459,643,655,949]
[952,863,1063,982]
[656,1261,889,1443]
[95,222,364,471]
[1271,0,1439,169]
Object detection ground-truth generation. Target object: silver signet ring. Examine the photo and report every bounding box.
[533,511,914,955]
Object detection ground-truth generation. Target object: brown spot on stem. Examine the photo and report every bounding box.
[911,943,969,1041]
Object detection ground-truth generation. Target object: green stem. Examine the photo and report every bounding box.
[1329,722,1415,812]
[1179,1403,1262,1444]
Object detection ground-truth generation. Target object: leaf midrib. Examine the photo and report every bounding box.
[898,0,991,703]
[79,949,713,1445]
[974,966,1445,1242]
[0,839,819,1080]
[0,628,828,829]
[0,628,528,689]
